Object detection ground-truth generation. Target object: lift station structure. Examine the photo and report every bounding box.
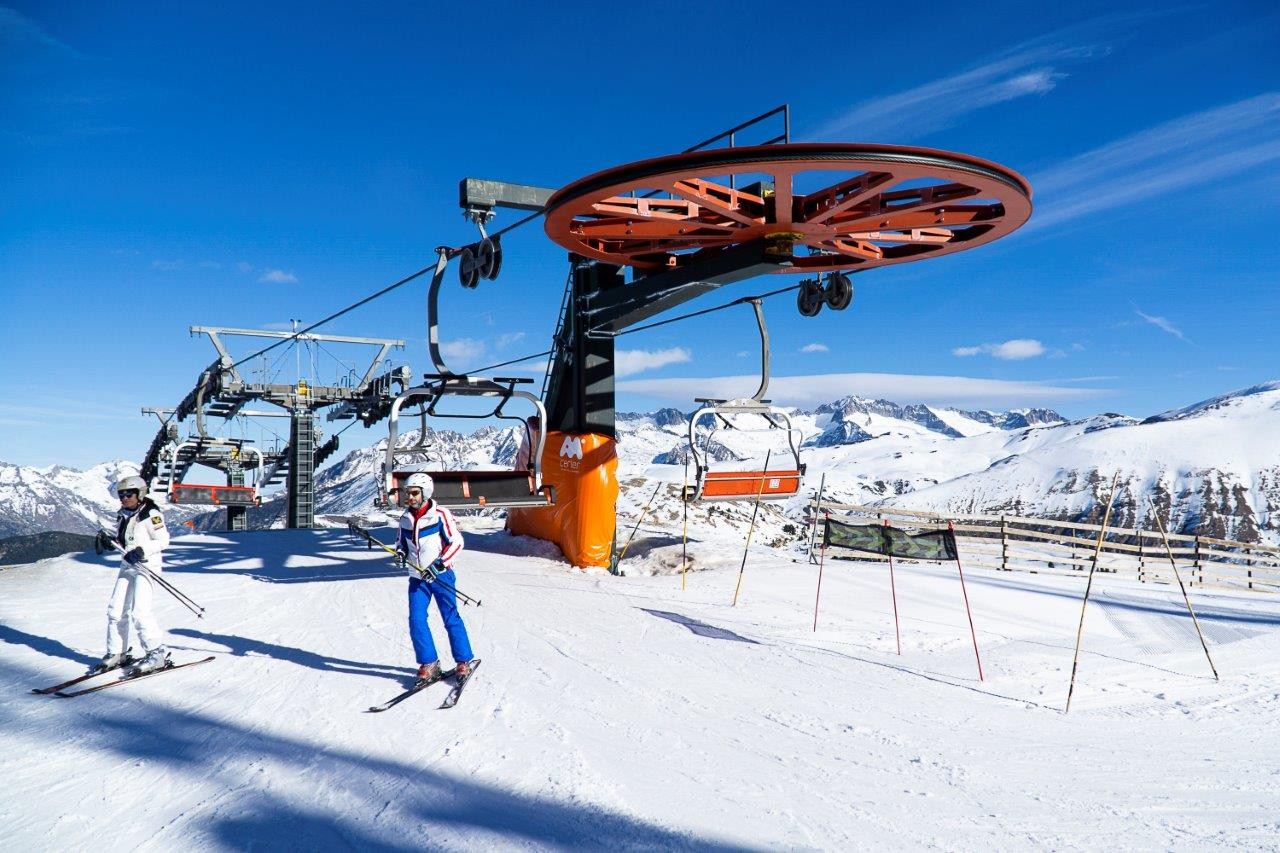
[140,326,410,530]
[136,107,1031,560]
[415,108,1033,567]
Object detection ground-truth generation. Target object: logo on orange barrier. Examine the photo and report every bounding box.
[559,436,583,470]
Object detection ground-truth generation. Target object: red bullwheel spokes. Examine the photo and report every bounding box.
[543,143,1032,273]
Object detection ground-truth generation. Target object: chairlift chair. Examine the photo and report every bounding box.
[684,399,806,502]
[162,440,264,507]
[383,374,554,510]
[681,299,806,502]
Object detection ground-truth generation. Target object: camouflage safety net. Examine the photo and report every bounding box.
[823,518,958,562]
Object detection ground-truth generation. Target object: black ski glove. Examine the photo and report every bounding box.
[395,551,407,569]
[430,558,447,575]
[123,547,145,565]
[94,531,114,555]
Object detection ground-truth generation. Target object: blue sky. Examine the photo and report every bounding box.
[2,1,1278,470]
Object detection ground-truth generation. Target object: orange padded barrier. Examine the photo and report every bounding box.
[507,431,618,568]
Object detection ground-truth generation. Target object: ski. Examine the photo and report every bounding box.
[54,656,215,698]
[366,668,456,713]
[32,652,137,695]
[439,659,482,710]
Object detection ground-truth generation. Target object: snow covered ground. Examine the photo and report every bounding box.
[2,521,1279,850]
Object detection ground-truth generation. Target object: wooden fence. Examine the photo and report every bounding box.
[809,501,1280,594]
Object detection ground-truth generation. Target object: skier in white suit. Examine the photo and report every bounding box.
[92,475,172,675]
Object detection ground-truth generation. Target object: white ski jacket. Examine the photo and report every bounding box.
[116,499,170,573]
[395,501,463,577]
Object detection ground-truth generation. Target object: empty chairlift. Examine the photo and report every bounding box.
[682,300,806,502]
[163,440,263,507]
[383,374,554,510]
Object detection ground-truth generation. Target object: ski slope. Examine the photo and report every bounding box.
[2,523,1279,850]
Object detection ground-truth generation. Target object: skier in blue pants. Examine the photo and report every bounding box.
[395,472,474,682]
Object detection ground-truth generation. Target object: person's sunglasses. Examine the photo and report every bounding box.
[117,489,140,499]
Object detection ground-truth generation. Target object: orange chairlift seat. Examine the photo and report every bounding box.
[382,374,554,511]
[684,399,806,502]
[163,440,263,507]
[682,299,806,502]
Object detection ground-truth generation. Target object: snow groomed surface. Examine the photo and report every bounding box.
[2,525,1278,849]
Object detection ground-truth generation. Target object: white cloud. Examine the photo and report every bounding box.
[615,347,692,377]
[259,269,298,284]
[236,262,253,274]
[1134,309,1190,343]
[952,339,1046,360]
[151,259,183,272]
[619,372,1108,409]
[800,343,830,354]
[1027,93,1280,230]
[808,43,1090,141]
[440,338,486,362]
[496,331,526,350]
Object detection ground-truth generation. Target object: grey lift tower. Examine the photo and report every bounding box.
[141,326,410,530]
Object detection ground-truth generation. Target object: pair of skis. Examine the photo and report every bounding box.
[35,655,480,708]
[367,659,482,713]
[32,656,215,698]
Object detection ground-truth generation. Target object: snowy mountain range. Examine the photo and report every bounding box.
[4,380,1278,548]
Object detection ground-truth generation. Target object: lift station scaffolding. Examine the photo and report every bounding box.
[140,326,410,530]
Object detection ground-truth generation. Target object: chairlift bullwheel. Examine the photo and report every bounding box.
[543,143,1031,274]
[824,272,853,311]
[458,246,480,288]
[797,279,824,317]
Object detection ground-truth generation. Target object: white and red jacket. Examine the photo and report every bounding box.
[395,500,463,576]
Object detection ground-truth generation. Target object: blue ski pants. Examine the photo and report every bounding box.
[407,571,473,666]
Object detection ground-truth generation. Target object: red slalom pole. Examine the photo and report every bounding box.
[813,511,828,632]
[885,520,901,656]
[949,521,984,681]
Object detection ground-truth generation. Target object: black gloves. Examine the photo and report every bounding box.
[395,551,407,569]
[94,531,115,555]
[413,559,447,581]
[123,547,145,565]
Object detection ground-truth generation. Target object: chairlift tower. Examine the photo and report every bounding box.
[141,327,411,530]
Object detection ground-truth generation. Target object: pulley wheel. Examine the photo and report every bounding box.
[797,279,824,317]
[824,272,853,311]
[478,237,502,280]
[544,143,1031,274]
[458,246,480,288]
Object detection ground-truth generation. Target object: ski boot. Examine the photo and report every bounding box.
[129,646,172,676]
[88,652,127,675]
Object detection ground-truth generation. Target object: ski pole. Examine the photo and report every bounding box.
[349,524,482,607]
[97,530,206,618]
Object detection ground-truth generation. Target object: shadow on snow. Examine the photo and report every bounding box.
[0,658,751,852]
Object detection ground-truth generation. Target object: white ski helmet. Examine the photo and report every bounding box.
[403,472,434,499]
[115,474,148,496]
